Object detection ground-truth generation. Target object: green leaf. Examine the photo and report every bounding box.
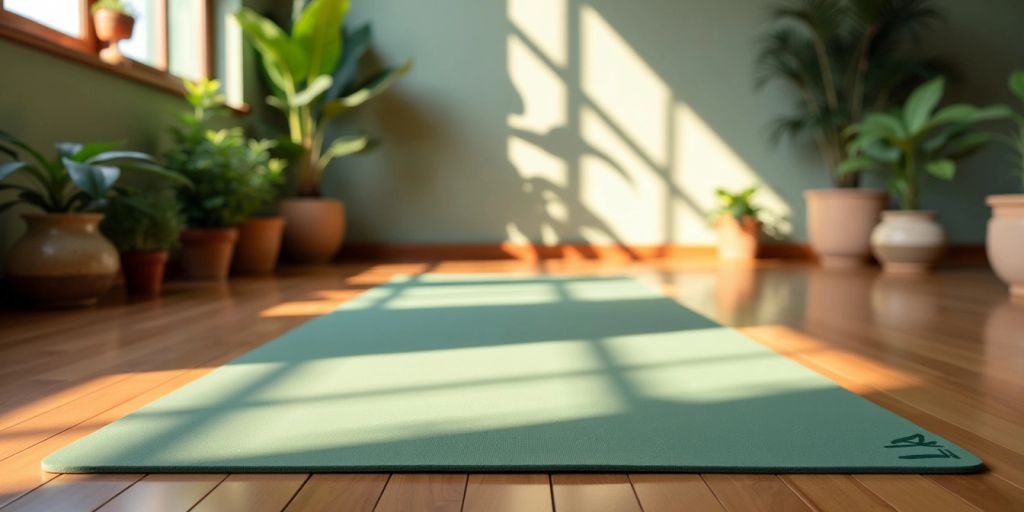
[318,134,370,167]
[234,8,308,91]
[70,141,122,162]
[86,151,156,165]
[926,159,956,180]
[927,104,977,128]
[1010,71,1024,104]
[292,0,349,83]
[903,77,945,134]
[973,104,1013,122]
[0,131,49,169]
[119,161,194,189]
[0,161,28,180]
[942,132,992,159]
[322,60,412,120]
[325,23,372,101]
[289,74,334,107]
[63,158,120,199]
[838,157,878,175]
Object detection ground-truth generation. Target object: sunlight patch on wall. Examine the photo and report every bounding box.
[507,135,568,188]
[507,0,567,67]
[506,35,567,133]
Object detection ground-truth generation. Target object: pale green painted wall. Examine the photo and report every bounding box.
[327,0,1023,246]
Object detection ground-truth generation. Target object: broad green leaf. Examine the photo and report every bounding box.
[862,142,901,163]
[325,23,372,101]
[942,132,992,159]
[87,151,156,165]
[0,131,49,169]
[292,0,349,83]
[289,74,333,107]
[838,157,877,175]
[927,104,977,128]
[322,60,412,120]
[859,112,906,139]
[972,104,1013,122]
[55,142,84,159]
[903,77,945,134]
[926,159,956,180]
[71,141,122,162]
[318,134,369,167]
[63,159,120,199]
[234,9,308,91]
[1010,71,1024,104]
[119,161,194,189]
[0,161,28,180]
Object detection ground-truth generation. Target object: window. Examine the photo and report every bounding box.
[0,0,215,94]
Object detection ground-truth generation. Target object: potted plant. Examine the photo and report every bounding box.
[841,77,1008,274]
[168,80,284,280]
[0,132,184,306]
[100,189,184,297]
[232,142,286,274]
[708,187,763,262]
[235,1,411,263]
[757,0,945,268]
[91,0,136,65]
[987,71,1024,299]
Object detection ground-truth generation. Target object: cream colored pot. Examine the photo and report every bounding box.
[6,213,119,307]
[805,189,886,268]
[986,194,1024,299]
[871,210,946,274]
[279,198,346,263]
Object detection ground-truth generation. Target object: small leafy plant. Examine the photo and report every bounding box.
[709,186,762,223]
[1004,71,1024,191]
[168,80,286,228]
[101,189,185,252]
[91,0,134,16]
[0,132,184,214]
[841,77,1009,210]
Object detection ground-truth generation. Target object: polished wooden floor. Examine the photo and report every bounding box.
[0,258,1022,512]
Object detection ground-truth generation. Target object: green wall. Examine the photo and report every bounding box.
[328,0,1023,246]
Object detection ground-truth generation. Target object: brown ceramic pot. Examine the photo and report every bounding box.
[871,210,946,275]
[6,213,119,307]
[121,251,169,297]
[986,194,1024,299]
[178,228,239,280]
[279,198,345,263]
[715,215,760,262]
[805,189,887,268]
[92,9,135,42]
[233,217,286,274]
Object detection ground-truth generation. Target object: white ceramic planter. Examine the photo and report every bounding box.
[871,210,946,274]
[805,189,886,268]
[986,194,1024,299]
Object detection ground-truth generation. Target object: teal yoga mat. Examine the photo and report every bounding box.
[44,274,982,473]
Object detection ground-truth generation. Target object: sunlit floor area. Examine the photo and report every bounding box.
[0,259,1021,511]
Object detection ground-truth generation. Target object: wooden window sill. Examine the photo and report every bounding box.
[0,20,250,114]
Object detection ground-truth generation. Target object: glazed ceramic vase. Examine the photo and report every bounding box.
[279,198,345,263]
[871,210,946,274]
[121,251,169,297]
[233,216,286,274]
[92,9,135,65]
[178,228,239,280]
[6,213,119,307]
[715,215,760,263]
[805,189,887,268]
[986,194,1024,299]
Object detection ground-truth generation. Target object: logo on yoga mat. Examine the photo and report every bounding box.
[885,434,961,460]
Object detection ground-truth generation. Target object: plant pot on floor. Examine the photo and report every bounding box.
[178,228,239,280]
[279,198,345,263]
[805,189,886,268]
[121,251,169,297]
[871,210,946,275]
[986,194,1024,299]
[233,217,286,274]
[6,213,119,307]
[716,216,760,262]
[92,9,135,65]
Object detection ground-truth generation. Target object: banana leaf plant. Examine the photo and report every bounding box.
[840,77,1010,210]
[234,0,411,196]
[0,131,188,214]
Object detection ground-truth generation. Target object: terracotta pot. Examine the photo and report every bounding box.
[279,198,345,263]
[986,194,1024,299]
[6,213,119,307]
[233,217,286,274]
[92,9,134,42]
[715,215,760,262]
[805,189,887,268]
[871,210,946,275]
[178,228,239,280]
[121,251,168,297]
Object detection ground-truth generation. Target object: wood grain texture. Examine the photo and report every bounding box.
[373,474,467,512]
[0,262,1019,512]
[462,474,552,512]
[550,474,642,512]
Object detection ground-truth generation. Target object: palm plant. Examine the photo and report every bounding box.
[756,0,946,187]
[0,132,184,214]
[234,0,411,196]
[840,77,1009,210]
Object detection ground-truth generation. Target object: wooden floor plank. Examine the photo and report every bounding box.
[189,474,309,512]
[462,474,552,512]
[701,474,812,512]
[373,474,467,512]
[629,474,724,512]
[283,474,389,512]
[0,473,143,512]
[550,474,642,512]
[854,474,978,512]
[96,474,227,512]
[928,473,1024,512]
[781,474,893,511]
